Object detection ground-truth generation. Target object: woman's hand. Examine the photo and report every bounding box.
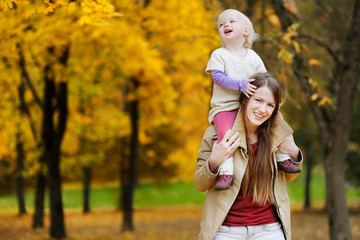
[278,135,300,161]
[208,130,241,172]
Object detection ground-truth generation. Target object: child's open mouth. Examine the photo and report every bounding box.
[224,29,232,34]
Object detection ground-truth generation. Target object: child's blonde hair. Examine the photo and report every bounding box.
[218,9,259,48]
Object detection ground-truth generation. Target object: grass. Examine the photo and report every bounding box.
[0,181,206,213]
[1,170,360,240]
[288,166,360,209]
[287,167,327,208]
[0,169,359,213]
[135,181,206,207]
[3,206,360,240]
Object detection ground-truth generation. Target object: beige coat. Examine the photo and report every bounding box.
[194,111,303,240]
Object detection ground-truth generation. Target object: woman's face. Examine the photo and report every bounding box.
[245,86,276,130]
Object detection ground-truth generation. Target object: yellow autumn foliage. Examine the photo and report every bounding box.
[0,0,219,181]
[277,49,294,64]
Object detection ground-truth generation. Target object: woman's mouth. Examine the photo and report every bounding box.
[254,112,264,119]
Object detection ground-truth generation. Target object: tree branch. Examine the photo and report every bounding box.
[332,0,360,146]
[2,55,39,143]
[56,82,68,149]
[16,43,43,108]
[55,44,70,148]
[298,33,341,66]
[271,0,297,31]
[272,0,332,143]
[292,56,332,146]
[18,80,39,143]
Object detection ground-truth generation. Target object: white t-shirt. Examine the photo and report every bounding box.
[205,47,267,124]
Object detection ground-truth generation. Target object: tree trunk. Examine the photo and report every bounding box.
[48,80,68,239]
[48,149,66,239]
[83,167,91,213]
[43,45,69,239]
[16,81,27,215]
[17,42,48,229]
[325,1,360,239]
[77,82,92,214]
[15,134,26,215]
[48,147,66,239]
[121,78,139,232]
[32,168,46,228]
[42,73,65,238]
[304,156,312,209]
[324,150,351,240]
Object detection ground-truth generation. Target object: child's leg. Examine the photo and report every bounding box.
[276,112,301,173]
[276,152,291,162]
[214,109,238,144]
[213,109,238,190]
[276,152,301,173]
[276,111,289,163]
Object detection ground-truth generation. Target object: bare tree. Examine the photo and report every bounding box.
[271,0,360,239]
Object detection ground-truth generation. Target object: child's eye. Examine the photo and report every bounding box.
[219,23,223,27]
[230,20,235,23]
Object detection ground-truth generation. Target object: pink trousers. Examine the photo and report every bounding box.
[213,109,239,158]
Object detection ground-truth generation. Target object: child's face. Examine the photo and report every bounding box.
[218,10,249,46]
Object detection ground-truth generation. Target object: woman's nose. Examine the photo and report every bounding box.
[258,104,266,113]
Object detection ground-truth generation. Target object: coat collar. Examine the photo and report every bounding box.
[230,109,293,152]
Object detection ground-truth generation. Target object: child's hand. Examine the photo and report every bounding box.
[244,79,256,98]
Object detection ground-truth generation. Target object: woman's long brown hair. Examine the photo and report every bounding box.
[240,72,282,205]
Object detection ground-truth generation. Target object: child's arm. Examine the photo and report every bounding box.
[211,70,256,97]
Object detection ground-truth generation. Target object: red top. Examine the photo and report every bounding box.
[223,143,279,226]
[223,190,279,226]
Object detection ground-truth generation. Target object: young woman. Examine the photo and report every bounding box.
[194,72,303,240]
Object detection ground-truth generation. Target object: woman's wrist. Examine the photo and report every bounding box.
[208,161,219,174]
[208,156,220,173]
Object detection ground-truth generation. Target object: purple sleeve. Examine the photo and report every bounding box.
[211,70,249,93]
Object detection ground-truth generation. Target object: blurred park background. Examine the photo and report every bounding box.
[0,0,359,239]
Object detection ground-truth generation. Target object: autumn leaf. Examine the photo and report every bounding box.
[267,12,281,27]
[311,93,319,101]
[308,78,318,89]
[309,59,321,66]
[293,41,301,53]
[277,49,294,64]
[318,96,332,106]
